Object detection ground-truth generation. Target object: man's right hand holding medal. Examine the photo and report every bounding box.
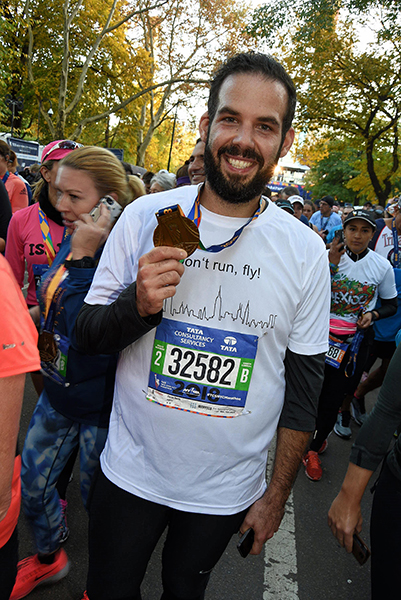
[136,246,187,318]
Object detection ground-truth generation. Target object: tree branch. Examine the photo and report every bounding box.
[70,77,208,139]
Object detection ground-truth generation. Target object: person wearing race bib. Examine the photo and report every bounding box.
[76,53,331,600]
[302,209,397,482]
[349,197,401,424]
[10,147,140,600]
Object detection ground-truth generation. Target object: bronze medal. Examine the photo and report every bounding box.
[38,330,58,362]
[153,205,199,257]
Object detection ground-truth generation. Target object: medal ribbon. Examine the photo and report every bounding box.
[344,330,365,378]
[186,189,263,253]
[38,207,57,266]
[43,252,72,322]
[392,218,400,268]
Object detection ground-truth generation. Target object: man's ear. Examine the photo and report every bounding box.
[279,127,295,158]
[199,112,209,144]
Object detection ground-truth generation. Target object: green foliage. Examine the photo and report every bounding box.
[248,0,401,204]
[300,138,362,203]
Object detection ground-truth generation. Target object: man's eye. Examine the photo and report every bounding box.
[258,124,270,131]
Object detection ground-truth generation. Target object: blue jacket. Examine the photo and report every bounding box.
[38,236,117,427]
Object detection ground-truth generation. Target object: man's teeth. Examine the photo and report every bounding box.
[227,157,253,169]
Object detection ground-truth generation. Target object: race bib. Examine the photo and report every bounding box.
[147,318,258,417]
[325,335,349,369]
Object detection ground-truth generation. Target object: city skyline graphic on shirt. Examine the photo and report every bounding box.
[163,286,277,330]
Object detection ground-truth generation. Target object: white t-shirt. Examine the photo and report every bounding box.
[330,250,396,324]
[85,186,331,515]
[373,221,401,266]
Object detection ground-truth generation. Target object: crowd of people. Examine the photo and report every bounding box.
[1,51,400,600]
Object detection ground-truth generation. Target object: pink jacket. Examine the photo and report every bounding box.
[5,203,64,306]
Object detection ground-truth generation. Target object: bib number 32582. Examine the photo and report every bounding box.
[147,318,258,418]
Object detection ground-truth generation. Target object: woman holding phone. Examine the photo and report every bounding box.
[11,147,139,600]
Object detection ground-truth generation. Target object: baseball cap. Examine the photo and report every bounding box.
[343,209,376,230]
[287,195,304,206]
[320,195,335,208]
[41,140,83,163]
[276,200,294,214]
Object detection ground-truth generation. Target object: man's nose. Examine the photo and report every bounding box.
[232,124,254,149]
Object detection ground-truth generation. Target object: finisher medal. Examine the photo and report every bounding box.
[38,330,58,362]
[153,205,199,257]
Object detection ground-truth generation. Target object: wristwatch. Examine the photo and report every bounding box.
[65,256,96,268]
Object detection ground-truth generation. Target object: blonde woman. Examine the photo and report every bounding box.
[11,147,139,600]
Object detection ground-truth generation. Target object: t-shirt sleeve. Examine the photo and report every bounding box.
[378,261,397,300]
[0,257,40,377]
[8,176,29,213]
[287,246,331,355]
[85,208,140,306]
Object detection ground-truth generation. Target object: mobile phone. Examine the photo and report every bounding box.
[334,229,344,244]
[237,528,254,558]
[90,195,122,223]
[352,532,371,565]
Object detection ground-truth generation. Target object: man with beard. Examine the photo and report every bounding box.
[75,53,330,600]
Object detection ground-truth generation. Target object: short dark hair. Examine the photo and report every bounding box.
[208,52,296,139]
[142,171,155,185]
[283,186,299,198]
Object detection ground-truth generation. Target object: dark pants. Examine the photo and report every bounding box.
[310,331,373,451]
[370,461,401,599]
[86,469,248,600]
[0,527,18,600]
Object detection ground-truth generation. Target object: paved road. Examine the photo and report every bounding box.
[17,377,378,600]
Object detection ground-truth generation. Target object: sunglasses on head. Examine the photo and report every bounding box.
[42,140,83,162]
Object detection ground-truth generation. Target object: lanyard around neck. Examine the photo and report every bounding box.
[186,189,264,253]
[38,208,57,266]
[392,219,400,268]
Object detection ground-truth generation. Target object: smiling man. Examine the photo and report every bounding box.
[75,53,330,600]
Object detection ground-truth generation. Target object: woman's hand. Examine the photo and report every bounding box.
[357,311,373,329]
[71,203,112,260]
[328,489,363,553]
[328,236,346,265]
[328,463,372,553]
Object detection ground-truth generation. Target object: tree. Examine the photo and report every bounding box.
[299,137,362,203]
[0,0,254,166]
[249,1,401,204]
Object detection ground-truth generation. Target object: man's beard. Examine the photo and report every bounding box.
[204,140,280,205]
